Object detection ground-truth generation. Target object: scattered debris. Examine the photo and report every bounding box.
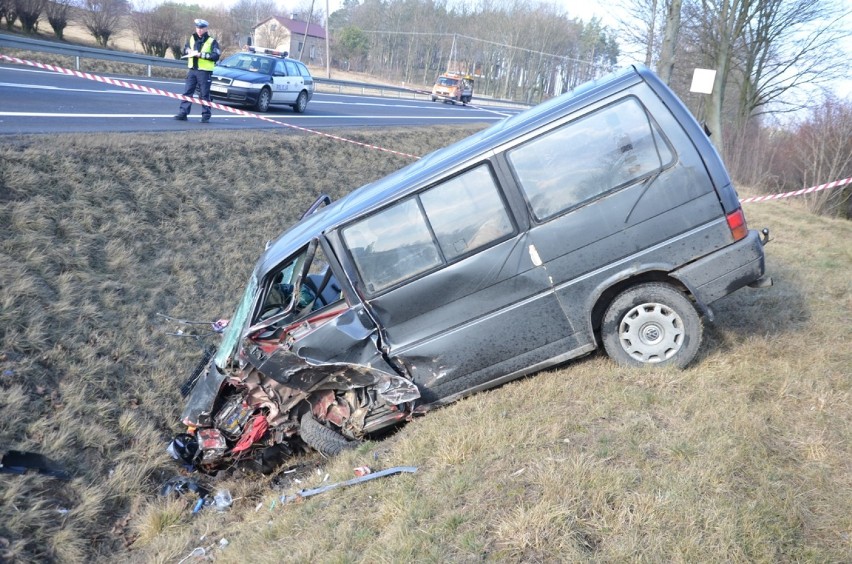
[281,466,417,504]
[354,466,371,477]
[0,450,71,480]
[177,547,205,564]
[159,476,210,499]
[212,489,233,511]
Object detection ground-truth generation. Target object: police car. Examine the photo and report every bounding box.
[210,47,314,113]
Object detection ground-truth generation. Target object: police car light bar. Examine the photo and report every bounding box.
[247,46,289,58]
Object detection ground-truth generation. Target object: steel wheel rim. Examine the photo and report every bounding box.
[258,90,270,111]
[618,302,684,363]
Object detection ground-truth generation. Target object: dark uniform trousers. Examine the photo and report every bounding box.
[180,69,212,119]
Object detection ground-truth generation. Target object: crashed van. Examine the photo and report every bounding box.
[173,66,770,472]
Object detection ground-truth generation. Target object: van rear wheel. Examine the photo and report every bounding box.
[602,283,702,368]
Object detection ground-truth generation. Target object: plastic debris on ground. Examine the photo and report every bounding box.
[281,466,418,504]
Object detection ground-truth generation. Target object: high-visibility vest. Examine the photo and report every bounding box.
[188,36,215,71]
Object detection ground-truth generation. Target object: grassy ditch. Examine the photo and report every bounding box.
[0,127,850,563]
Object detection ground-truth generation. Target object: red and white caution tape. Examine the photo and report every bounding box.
[0,53,420,160]
[740,177,851,204]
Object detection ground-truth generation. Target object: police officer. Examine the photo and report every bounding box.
[174,19,221,123]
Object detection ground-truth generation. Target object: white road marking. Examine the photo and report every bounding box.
[0,111,503,120]
[0,81,152,94]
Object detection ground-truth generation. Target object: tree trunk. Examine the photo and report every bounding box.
[645,0,658,67]
[656,0,682,84]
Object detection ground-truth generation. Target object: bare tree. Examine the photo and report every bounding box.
[0,0,18,30]
[734,0,851,124]
[133,2,184,58]
[229,0,278,44]
[616,0,663,65]
[14,0,46,34]
[791,96,852,218]
[294,0,325,25]
[685,0,849,156]
[45,0,75,39]
[255,19,292,51]
[81,0,129,47]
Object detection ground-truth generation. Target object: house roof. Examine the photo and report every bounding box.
[255,15,327,40]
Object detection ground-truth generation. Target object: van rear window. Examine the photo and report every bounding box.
[508,97,674,220]
[343,165,513,294]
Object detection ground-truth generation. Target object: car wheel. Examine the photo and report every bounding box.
[293,91,308,113]
[255,87,271,112]
[431,96,437,102]
[602,282,702,368]
[299,412,356,456]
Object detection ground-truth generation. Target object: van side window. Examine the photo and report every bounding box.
[508,97,674,220]
[344,199,441,293]
[343,164,513,294]
[419,165,512,260]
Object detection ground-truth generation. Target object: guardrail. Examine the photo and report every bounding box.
[0,32,185,75]
[0,31,527,108]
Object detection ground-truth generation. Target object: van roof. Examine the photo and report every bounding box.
[257,66,648,276]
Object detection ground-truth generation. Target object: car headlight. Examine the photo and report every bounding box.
[231,80,263,89]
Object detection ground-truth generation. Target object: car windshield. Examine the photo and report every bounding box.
[218,54,273,75]
[437,77,459,87]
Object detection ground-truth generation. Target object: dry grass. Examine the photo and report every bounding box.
[1,128,850,563]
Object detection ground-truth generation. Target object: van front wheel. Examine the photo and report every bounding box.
[300,412,356,456]
[602,283,702,369]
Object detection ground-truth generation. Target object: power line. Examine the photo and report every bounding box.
[358,29,596,67]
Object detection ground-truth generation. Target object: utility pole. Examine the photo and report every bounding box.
[325,0,330,78]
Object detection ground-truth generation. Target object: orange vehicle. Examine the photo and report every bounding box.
[431,72,474,105]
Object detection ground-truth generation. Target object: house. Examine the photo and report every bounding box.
[252,15,327,63]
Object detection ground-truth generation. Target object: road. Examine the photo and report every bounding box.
[0,64,522,135]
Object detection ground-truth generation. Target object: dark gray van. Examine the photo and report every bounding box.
[172,66,770,471]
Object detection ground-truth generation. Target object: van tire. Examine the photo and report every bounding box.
[300,412,356,456]
[602,283,702,368]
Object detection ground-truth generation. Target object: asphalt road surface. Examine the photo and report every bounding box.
[0,63,523,135]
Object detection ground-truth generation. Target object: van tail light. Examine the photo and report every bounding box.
[726,208,748,241]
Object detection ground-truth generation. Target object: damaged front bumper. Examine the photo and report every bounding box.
[176,345,420,471]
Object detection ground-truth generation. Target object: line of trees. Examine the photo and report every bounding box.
[618,0,851,217]
[328,0,619,102]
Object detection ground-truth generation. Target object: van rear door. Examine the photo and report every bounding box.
[505,86,731,339]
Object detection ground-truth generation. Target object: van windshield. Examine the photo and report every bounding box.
[213,274,258,369]
[437,77,459,87]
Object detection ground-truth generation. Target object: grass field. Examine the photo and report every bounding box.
[0,126,850,563]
